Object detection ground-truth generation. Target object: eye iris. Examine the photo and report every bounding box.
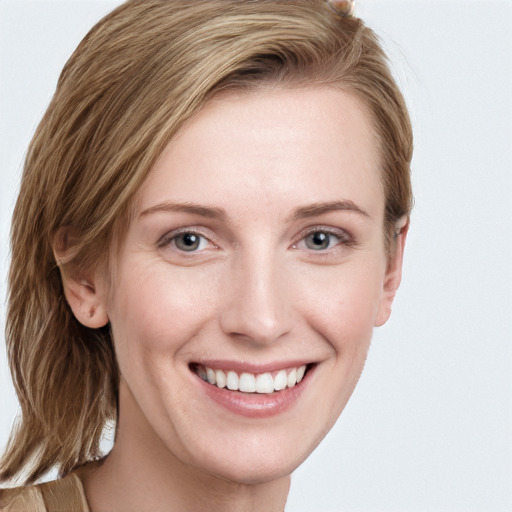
[307,232,330,250]
[176,233,200,251]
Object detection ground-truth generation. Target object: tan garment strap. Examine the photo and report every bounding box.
[40,473,89,511]
[0,485,46,511]
[0,473,89,512]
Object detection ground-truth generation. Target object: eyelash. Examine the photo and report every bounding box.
[157,228,215,253]
[157,226,354,255]
[292,227,353,253]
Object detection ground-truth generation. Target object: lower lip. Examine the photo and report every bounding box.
[194,367,314,419]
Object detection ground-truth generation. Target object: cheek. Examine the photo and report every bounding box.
[109,262,220,367]
[303,261,386,408]
[294,258,385,346]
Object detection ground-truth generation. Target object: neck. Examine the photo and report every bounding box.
[80,384,290,512]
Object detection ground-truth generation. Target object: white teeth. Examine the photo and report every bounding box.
[255,373,274,394]
[215,369,226,388]
[197,366,207,381]
[226,371,239,391]
[197,365,309,394]
[239,373,256,392]
[273,370,287,391]
[206,367,216,385]
[287,368,297,388]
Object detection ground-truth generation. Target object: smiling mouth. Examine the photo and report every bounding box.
[190,363,313,394]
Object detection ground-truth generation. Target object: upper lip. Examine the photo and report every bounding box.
[190,359,314,374]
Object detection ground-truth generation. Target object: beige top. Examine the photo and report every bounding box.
[0,472,89,512]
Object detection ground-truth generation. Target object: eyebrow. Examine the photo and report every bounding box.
[289,200,371,221]
[139,201,226,220]
[139,199,370,222]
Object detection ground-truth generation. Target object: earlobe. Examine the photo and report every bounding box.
[53,230,109,329]
[60,273,109,329]
[374,217,409,327]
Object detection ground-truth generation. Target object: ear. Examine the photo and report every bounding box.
[53,231,109,329]
[374,217,409,327]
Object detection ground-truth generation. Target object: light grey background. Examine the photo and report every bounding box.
[1,1,511,510]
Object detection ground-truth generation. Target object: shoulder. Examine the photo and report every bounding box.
[0,473,89,512]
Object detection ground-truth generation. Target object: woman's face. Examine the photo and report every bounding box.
[99,87,404,484]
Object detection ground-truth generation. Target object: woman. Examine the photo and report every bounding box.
[0,0,412,510]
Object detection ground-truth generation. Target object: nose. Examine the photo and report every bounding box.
[219,250,293,346]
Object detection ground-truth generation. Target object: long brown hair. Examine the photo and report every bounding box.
[1,0,413,484]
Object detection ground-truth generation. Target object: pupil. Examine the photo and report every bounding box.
[313,232,327,245]
[308,231,329,250]
[182,233,197,246]
[176,233,200,251]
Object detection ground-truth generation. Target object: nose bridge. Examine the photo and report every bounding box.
[219,243,292,344]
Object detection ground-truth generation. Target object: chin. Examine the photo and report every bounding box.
[197,451,305,486]
[174,420,326,487]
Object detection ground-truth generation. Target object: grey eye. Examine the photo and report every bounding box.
[305,231,334,250]
[174,233,203,251]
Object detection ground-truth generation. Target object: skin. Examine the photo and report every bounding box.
[62,86,407,512]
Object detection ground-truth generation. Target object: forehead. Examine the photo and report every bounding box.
[136,86,383,221]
